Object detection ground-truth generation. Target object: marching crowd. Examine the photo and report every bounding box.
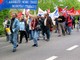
[3,12,80,52]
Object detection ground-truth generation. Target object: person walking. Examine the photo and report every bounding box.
[3,16,11,42]
[27,16,33,40]
[77,16,80,31]
[57,13,65,37]
[19,14,28,44]
[31,17,39,47]
[66,15,72,35]
[10,13,20,52]
[44,14,53,41]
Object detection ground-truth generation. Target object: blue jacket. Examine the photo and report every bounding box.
[12,18,20,33]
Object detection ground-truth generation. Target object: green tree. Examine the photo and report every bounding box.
[38,0,80,12]
[0,9,10,35]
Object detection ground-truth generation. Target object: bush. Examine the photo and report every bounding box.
[0,9,10,36]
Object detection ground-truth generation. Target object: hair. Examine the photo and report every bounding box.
[5,16,8,19]
[15,13,17,17]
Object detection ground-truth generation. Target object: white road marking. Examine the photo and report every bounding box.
[46,56,58,60]
[66,45,79,51]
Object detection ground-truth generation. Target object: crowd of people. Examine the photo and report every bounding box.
[3,12,80,52]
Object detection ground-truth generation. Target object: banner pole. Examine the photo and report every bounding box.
[34,10,36,15]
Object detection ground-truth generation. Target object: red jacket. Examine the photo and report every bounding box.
[31,19,38,30]
[67,16,72,27]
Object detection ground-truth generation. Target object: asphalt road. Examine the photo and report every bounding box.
[0,29,80,60]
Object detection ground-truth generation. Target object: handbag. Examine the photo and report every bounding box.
[5,28,11,35]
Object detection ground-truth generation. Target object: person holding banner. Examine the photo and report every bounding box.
[10,13,20,52]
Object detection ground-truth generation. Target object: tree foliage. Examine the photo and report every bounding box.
[38,0,80,12]
[0,9,10,35]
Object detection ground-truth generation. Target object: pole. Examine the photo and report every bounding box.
[34,10,36,15]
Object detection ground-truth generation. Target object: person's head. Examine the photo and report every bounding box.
[59,12,63,16]
[38,14,41,18]
[5,16,9,20]
[44,13,49,18]
[21,14,24,19]
[11,13,17,18]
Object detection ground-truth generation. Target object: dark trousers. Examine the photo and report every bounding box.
[44,26,50,40]
[72,23,75,28]
[20,31,28,43]
[42,29,45,37]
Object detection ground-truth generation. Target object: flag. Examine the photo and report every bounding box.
[38,8,45,16]
[17,12,22,19]
[67,7,75,16]
[49,8,59,25]
[62,6,68,18]
[49,7,59,19]
[58,7,63,12]
[25,9,30,16]
[67,7,74,13]
[38,8,44,14]
[22,9,25,15]
[75,10,79,15]
[53,8,59,18]
[77,10,80,15]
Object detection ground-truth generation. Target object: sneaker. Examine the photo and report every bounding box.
[58,35,61,37]
[68,33,71,35]
[32,44,38,47]
[43,36,45,40]
[12,49,16,52]
[19,42,22,44]
[55,31,57,33]
[25,40,28,43]
[38,39,40,41]
[45,39,50,42]
[16,45,19,47]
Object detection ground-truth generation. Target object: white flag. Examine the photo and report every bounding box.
[22,9,25,15]
[49,8,59,25]
[38,8,45,16]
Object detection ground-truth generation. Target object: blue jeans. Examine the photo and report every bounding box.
[67,26,72,34]
[29,30,33,40]
[6,35,11,41]
[38,31,40,39]
[10,33,18,49]
[32,30,38,45]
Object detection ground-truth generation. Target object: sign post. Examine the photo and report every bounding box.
[0,0,38,10]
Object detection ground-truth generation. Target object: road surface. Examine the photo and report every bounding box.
[0,29,80,60]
